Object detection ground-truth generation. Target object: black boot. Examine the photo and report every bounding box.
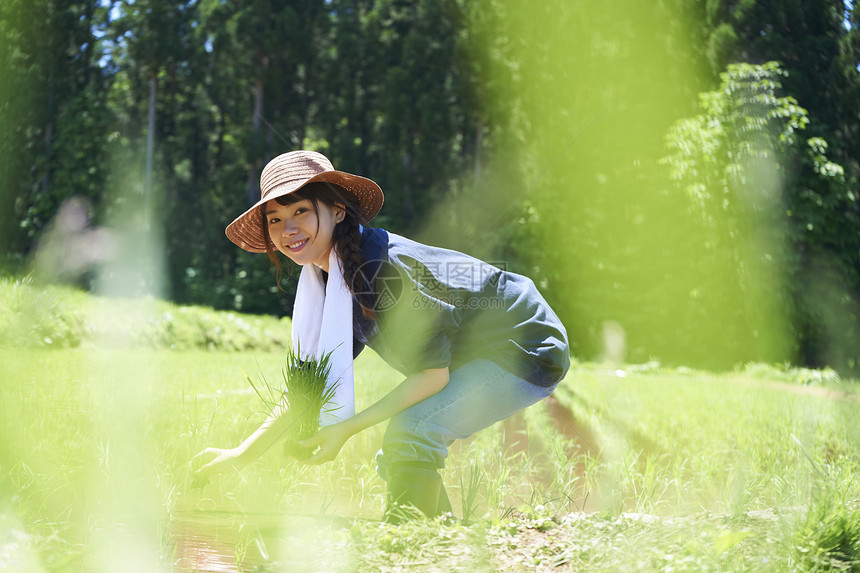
[384,464,442,524]
[437,483,453,516]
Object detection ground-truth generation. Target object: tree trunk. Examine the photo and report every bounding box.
[42,69,54,194]
[402,148,414,227]
[247,81,264,202]
[213,105,225,173]
[146,70,157,225]
[474,113,483,186]
[83,0,95,85]
[247,69,264,205]
[299,58,310,148]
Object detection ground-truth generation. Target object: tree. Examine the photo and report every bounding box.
[0,0,112,263]
[696,1,860,373]
[701,0,859,188]
[662,62,858,370]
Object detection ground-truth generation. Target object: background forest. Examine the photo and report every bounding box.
[1,0,859,375]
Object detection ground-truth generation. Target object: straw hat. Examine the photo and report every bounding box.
[225,150,384,253]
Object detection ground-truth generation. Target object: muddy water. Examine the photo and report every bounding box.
[169,508,363,572]
[170,512,272,572]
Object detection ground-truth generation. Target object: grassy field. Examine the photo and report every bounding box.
[2,345,858,572]
[1,283,858,571]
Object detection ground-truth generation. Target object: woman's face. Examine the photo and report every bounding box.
[265,197,344,271]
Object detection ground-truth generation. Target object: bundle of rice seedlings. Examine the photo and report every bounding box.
[246,344,339,460]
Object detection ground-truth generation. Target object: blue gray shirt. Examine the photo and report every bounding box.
[324,227,570,387]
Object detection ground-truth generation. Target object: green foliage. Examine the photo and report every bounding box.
[739,361,841,387]
[660,62,806,359]
[699,0,857,173]
[0,275,90,348]
[0,274,292,351]
[695,6,860,375]
[661,61,857,372]
[181,249,297,316]
[707,22,739,73]
[663,61,807,206]
[790,493,860,572]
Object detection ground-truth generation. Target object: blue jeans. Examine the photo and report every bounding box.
[375,358,557,480]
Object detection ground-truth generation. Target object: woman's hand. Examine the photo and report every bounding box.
[190,447,246,485]
[297,423,353,465]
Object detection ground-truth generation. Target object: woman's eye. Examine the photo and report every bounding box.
[295,208,306,215]
[269,218,280,225]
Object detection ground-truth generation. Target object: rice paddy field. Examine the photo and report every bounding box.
[1,290,859,571]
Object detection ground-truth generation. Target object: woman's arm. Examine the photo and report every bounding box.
[191,400,292,480]
[192,366,449,476]
[298,366,450,464]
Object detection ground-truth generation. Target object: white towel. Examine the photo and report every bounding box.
[291,247,355,427]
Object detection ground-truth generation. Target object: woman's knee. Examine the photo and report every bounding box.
[375,412,453,478]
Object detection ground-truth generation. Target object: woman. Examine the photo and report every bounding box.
[192,150,570,521]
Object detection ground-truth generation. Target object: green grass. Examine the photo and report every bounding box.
[556,366,860,514]
[2,348,858,571]
[1,288,859,570]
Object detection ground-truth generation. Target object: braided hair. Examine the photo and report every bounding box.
[260,182,376,319]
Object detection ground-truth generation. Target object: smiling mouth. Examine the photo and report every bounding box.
[286,238,308,252]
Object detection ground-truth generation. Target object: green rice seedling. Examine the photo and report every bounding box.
[787,492,860,571]
[460,463,485,523]
[484,448,516,518]
[245,344,338,460]
[348,460,385,512]
[541,431,593,513]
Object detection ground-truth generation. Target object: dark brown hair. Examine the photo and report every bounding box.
[261,182,375,319]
